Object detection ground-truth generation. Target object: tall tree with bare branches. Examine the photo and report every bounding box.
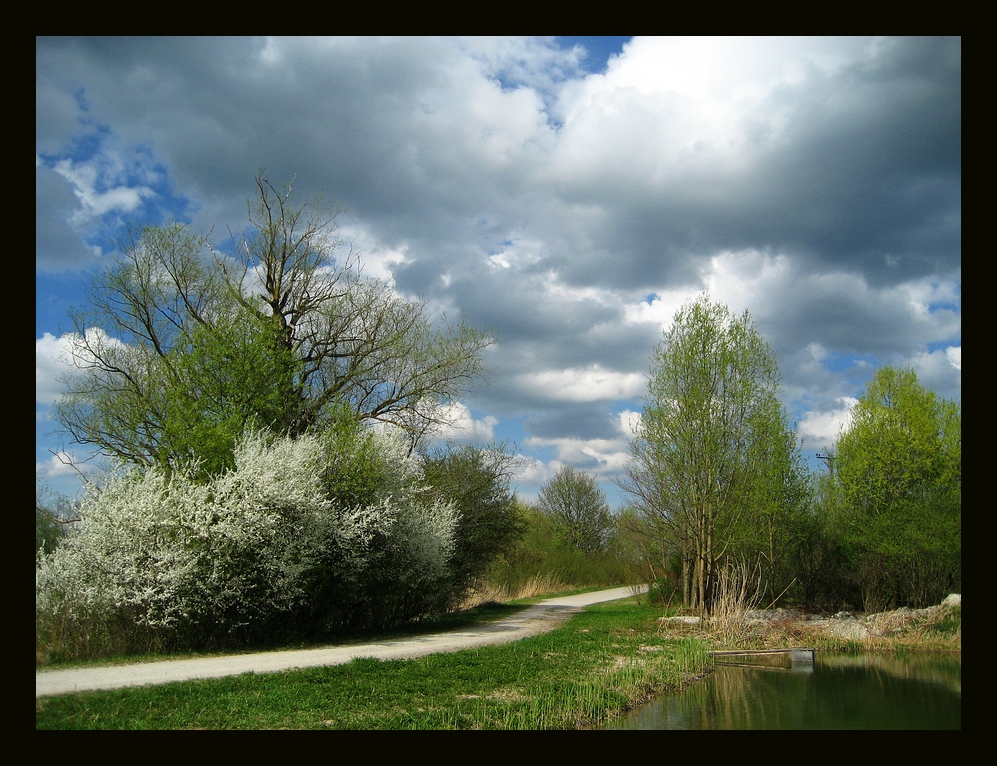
[56,174,492,476]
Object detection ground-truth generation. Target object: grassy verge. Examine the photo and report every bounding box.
[35,597,712,730]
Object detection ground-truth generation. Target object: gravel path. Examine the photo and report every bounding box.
[36,586,645,698]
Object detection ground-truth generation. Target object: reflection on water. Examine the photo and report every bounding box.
[602,653,960,730]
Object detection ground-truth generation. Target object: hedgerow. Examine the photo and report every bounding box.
[36,426,458,662]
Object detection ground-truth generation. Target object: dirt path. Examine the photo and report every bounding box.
[36,586,644,698]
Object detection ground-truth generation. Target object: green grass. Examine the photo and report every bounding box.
[35,598,712,730]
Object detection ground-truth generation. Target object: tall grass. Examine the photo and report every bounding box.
[483,543,631,599]
[461,573,568,607]
[704,561,764,644]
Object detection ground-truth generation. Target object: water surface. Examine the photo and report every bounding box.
[603,652,960,730]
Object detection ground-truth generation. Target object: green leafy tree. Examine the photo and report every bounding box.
[833,365,960,610]
[723,421,815,605]
[619,294,804,613]
[156,300,304,478]
[419,444,527,604]
[537,465,613,556]
[55,174,492,475]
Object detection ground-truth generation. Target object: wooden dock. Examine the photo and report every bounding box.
[711,648,814,664]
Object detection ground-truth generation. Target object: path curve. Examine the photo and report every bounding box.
[36,586,645,698]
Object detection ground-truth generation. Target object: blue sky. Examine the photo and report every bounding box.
[36,37,961,508]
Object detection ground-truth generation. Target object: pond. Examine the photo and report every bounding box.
[601,652,961,730]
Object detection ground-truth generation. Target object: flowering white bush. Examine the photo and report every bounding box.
[36,426,460,660]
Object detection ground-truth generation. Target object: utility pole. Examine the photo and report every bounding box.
[815,452,834,475]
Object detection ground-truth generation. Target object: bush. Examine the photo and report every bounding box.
[36,426,459,662]
[419,444,527,606]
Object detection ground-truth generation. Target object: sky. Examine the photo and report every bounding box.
[36,36,961,508]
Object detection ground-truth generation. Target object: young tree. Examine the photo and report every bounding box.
[418,444,528,604]
[55,174,492,474]
[619,293,802,614]
[833,365,961,610]
[537,465,613,556]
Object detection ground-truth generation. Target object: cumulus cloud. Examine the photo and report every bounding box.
[911,346,961,403]
[798,397,859,449]
[433,401,499,443]
[36,332,75,406]
[35,36,961,506]
[53,158,156,225]
[36,451,83,479]
[517,365,646,403]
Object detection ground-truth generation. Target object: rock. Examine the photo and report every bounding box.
[942,593,961,607]
[659,615,701,625]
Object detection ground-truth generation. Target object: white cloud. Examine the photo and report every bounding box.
[911,346,961,402]
[507,408,641,504]
[947,346,961,371]
[798,397,858,447]
[36,451,83,479]
[53,158,155,225]
[702,249,794,316]
[624,288,706,330]
[433,401,499,443]
[550,37,875,189]
[517,364,645,402]
[486,236,544,271]
[524,435,631,477]
[618,409,641,438]
[336,223,407,283]
[36,332,74,405]
[37,329,129,408]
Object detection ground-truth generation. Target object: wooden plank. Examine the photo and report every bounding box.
[711,648,814,663]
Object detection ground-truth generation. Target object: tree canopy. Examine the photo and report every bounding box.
[419,444,528,599]
[620,293,806,612]
[55,175,492,476]
[537,465,613,556]
[833,364,961,609]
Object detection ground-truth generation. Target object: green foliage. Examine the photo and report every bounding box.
[537,465,614,556]
[487,504,629,592]
[159,302,305,478]
[620,293,807,612]
[55,174,492,477]
[833,365,961,609]
[419,444,527,603]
